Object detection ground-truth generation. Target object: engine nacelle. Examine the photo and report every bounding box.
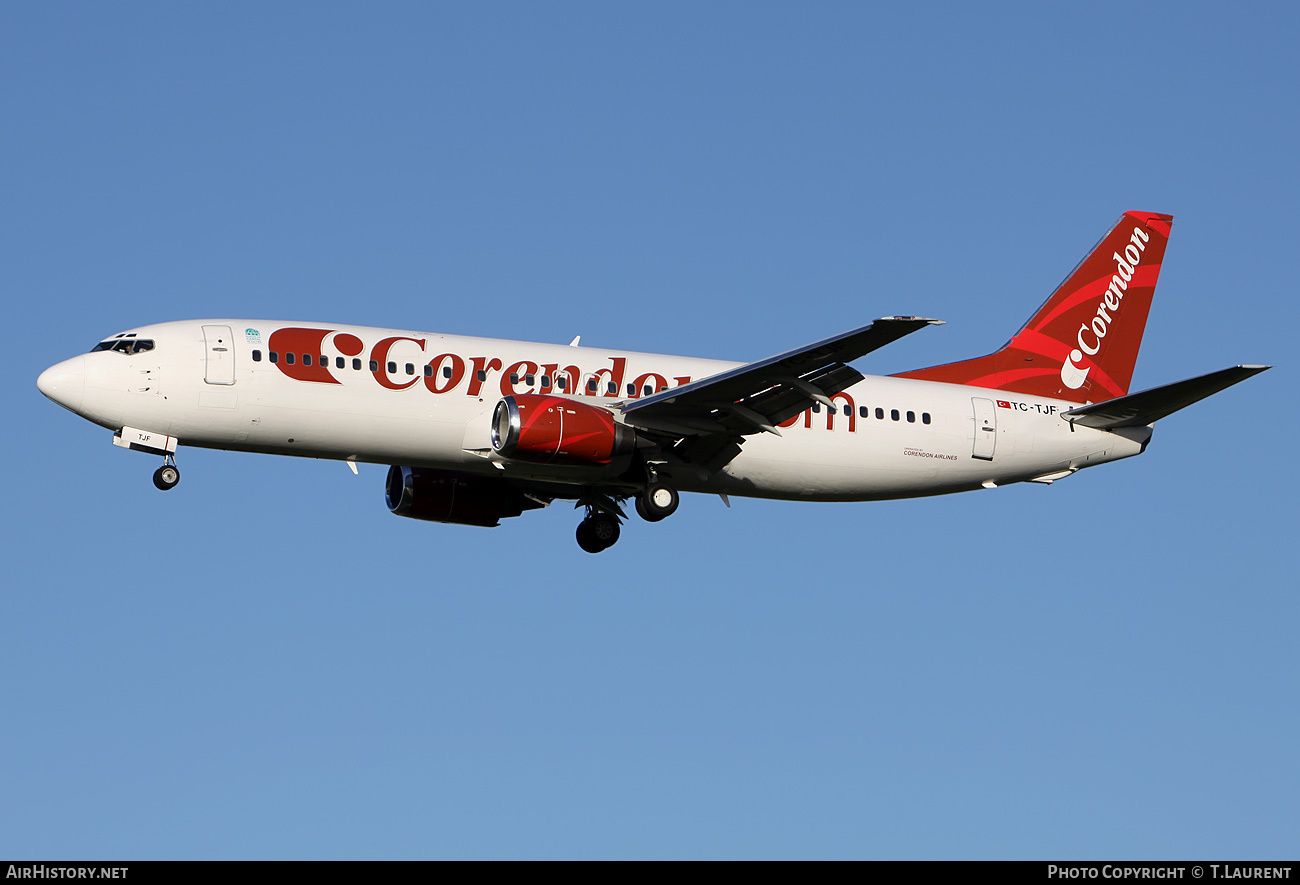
[385,465,542,527]
[491,394,636,465]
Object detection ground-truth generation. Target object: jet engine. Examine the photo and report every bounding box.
[491,394,636,465]
[385,466,543,527]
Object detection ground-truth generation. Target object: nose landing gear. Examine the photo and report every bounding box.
[152,455,180,491]
[112,426,181,491]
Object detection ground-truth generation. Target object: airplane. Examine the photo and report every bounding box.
[37,211,1268,552]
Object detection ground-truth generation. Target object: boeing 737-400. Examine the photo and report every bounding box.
[37,211,1268,551]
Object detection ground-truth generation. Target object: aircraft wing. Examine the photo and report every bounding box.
[618,317,942,470]
[1061,365,1270,430]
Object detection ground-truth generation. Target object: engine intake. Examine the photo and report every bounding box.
[385,465,543,527]
[491,394,635,465]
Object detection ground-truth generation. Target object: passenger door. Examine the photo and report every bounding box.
[971,397,996,460]
[202,325,236,385]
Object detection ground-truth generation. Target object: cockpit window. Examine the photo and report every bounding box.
[90,338,155,355]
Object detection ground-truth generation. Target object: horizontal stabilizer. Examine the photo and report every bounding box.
[1062,365,1270,429]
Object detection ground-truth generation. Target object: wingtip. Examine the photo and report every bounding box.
[880,316,945,326]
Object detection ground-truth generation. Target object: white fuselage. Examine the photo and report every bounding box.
[39,320,1151,501]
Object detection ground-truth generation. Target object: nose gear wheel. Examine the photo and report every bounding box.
[153,463,180,491]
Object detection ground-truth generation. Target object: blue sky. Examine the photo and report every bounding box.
[4,2,1296,859]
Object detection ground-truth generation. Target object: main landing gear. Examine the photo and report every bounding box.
[573,478,683,553]
[576,510,621,554]
[152,454,180,491]
[635,481,679,522]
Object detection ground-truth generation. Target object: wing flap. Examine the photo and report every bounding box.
[1062,365,1269,429]
[754,363,865,427]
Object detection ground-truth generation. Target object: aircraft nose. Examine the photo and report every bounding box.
[37,355,86,413]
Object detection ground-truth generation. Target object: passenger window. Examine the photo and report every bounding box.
[922,412,932,425]
[369,360,378,371]
[443,366,452,378]
[336,357,345,369]
[252,350,262,362]
[891,409,899,421]
[843,405,851,417]
[627,383,636,396]
[477,370,487,382]
[405,363,415,376]
[509,373,519,384]
[859,406,868,418]
[875,408,883,419]
[353,359,362,370]
[607,382,617,395]
[303,354,312,366]
[557,377,567,390]
[383,361,394,374]
[906,411,915,423]
[812,403,821,413]
[543,376,552,387]
[286,352,296,365]
[587,378,597,393]
[643,385,652,396]
[526,374,535,386]
[270,351,279,363]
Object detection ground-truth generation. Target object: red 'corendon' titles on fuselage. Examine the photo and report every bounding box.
[263,327,694,401]
[36,210,1269,552]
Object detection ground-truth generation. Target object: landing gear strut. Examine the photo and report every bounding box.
[576,510,621,553]
[152,454,180,491]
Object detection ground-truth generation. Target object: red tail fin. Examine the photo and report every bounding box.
[895,211,1173,403]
